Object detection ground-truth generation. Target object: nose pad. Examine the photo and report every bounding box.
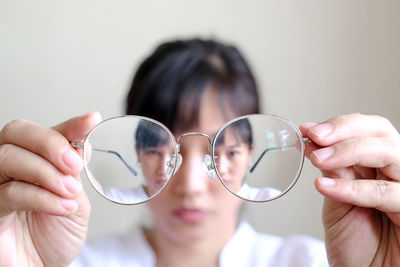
[166,153,183,176]
[203,154,216,179]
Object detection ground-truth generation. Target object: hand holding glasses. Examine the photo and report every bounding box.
[72,114,309,205]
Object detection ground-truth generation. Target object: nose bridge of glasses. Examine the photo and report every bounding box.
[175,132,216,179]
[176,132,213,153]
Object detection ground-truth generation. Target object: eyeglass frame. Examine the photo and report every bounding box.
[71,114,310,204]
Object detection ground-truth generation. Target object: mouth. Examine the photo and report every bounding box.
[153,176,170,189]
[155,178,168,187]
[173,207,207,224]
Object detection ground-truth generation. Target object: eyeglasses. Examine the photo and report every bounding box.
[72,114,308,205]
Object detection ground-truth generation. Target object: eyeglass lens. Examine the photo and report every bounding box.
[83,115,304,205]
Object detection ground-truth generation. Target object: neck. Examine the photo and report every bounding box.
[145,223,237,267]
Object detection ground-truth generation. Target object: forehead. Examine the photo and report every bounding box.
[197,87,236,137]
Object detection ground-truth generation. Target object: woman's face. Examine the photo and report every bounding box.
[213,126,254,193]
[137,144,173,197]
[146,87,253,244]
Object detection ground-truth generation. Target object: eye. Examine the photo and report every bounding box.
[228,150,241,157]
[144,148,161,156]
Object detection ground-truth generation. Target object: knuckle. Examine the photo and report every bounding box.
[0,144,15,167]
[374,115,393,129]
[348,112,363,119]
[0,119,26,140]
[370,115,398,137]
[349,180,389,208]
[370,180,390,208]
[0,181,18,204]
[350,180,360,196]
[339,112,362,122]
[375,180,389,194]
[373,114,389,124]
[38,129,66,157]
[330,113,361,130]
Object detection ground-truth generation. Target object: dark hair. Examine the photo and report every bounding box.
[135,119,171,150]
[215,118,253,149]
[126,38,260,133]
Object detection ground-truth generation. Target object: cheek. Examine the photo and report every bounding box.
[147,193,169,219]
[224,161,249,191]
[141,157,158,172]
[215,191,243,220]
[211,181,242,210]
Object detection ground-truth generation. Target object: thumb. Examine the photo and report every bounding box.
[52,112,102,142]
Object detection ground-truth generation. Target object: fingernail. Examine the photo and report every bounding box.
[310,123,333,138]
[318,177,335,186]
[91,111,102,124]
[62,147,83,169]
[60,199,78,213]
[313,147,335,162]
[62,175,82,195]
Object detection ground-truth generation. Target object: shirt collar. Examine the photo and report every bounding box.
[219,221,257,266]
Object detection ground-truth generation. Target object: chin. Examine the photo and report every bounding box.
[170,225,213,244]
[159,218,215,244]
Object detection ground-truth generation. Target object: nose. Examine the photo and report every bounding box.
[215,152,230,177]
[170,140,211,197]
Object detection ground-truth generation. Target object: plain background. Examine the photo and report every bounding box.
[1,0,399,241]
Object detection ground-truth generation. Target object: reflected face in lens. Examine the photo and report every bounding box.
[146,86,245,245]
[135,120,174,197]
[137,144,173,197]
[214,126,254,193]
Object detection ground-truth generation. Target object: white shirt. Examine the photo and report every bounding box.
[105,183,280,204]
[105,186,148,204]
[237,183,282,201]
[71,222,328,267]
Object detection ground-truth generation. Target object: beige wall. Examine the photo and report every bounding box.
[1,0,399,240]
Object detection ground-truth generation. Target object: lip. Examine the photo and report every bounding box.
[173,207,207,224]
[154,177,169,188]
[155,179,167,186]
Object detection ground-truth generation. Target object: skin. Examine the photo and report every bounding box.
[214,126,254,193]
[145,87,246,267]
[0,108,399,266]
[138,145,173,197]
[300,113,400,266]
[0,112,99,266]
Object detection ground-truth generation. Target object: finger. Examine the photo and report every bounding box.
[315,177,400,213]
[0,112,101,176]
[310,137,400,179]
[307,113,398,147]
[0,144,82,198]
[52,111,102,143]
[299,122,317,137]
[0,120,82,175]
[0,180,78,217]
[298,122,322,159]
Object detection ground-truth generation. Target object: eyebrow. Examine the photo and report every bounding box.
[216,142,242,149]
[227,143,242,149]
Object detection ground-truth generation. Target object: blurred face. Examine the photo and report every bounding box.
[146,87,253,244]
[214,126,254,193]
[137,143,174,197]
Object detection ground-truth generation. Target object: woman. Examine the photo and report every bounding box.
[0,39,399,266]
[76,39,327,266]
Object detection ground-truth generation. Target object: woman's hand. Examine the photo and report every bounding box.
[0,112,100,266]
[301,113,400,266]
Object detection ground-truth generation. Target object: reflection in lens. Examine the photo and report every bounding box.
[83,116,177,205]
[135,119,175,197]
[213,115,304,202]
